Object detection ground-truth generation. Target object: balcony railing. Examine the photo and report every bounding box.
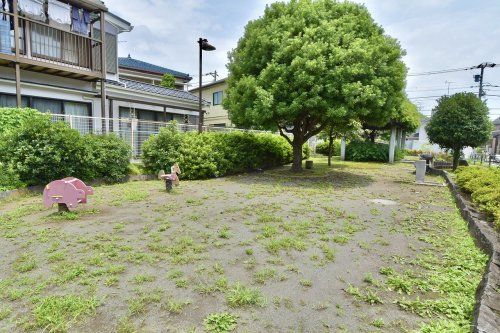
[0,10,103,77]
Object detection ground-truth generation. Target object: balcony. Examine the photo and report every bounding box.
[0,7,104,81]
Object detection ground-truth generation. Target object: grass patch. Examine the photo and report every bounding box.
[33,295,99,332]
[226,283,266,308]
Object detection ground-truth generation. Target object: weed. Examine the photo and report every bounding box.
[372,318,385,328]
[254,268,276,284]
[245,248,254,256]
[204,312,238,333]
[164,298,191,314]
[167,269,183,280]
[300,279,313,287]
[133,274,155,284]
[226,283,265,308]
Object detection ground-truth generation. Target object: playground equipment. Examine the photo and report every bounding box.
[160,164,182,192]
[43,177,94,212]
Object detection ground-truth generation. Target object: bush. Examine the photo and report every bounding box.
[455,167,500,230]
[81,134,131,183]
[0,107,46,135]
[0,116,86,186]
[0,163,24,191]
[345,141,404,162]
[316,140,341,156]
[142,124,293,179]
[405,149,423,157]
[0,109,132,186]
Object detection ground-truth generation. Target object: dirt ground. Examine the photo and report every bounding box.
[0,158,487,333]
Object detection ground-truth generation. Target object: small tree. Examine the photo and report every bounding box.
[160,73,176,89]
[426,92,492,170]
[319,119,360,166]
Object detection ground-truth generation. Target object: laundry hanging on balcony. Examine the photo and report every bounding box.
[48,0,71,26]
[18,0,45,21]
[71,7,90,35]
[0,15,11,54]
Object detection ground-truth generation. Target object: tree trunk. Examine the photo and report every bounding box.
[292,141,303,172]
[369,131,376,143]
[452,148,461,171]
[327,136,334,167]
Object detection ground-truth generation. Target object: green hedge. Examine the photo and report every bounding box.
[316,140,341,156]
[345,141,404,162]
[142,124,294,179]
[0,108,131,186]
[455,167,500,230]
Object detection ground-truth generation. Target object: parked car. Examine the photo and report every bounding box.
[494,155,500,163]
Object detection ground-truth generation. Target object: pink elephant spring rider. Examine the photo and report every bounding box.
[43,177,94,212]
[160,164,181,192]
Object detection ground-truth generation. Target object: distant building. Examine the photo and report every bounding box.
[118,55,192,90]
[190,78,232,127]
[405,116,441,152]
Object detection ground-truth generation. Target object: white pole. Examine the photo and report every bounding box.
[340,137,346,161]
[389,126,397,164]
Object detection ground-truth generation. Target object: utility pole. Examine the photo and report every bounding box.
[205,70,218,82]
[473,62,497,99]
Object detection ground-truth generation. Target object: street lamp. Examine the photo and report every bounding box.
[198,38,216,133]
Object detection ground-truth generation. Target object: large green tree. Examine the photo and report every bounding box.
[426,92,492,170]
[224,0,407,170]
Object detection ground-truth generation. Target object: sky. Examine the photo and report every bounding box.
[105,0,500,120]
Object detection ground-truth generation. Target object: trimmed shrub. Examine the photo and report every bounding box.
[316,140,341,156]
[345,141,404,162]
[81,134,131,183]
[0,109,132,186]
[455,167,500,230]
[142,124,293,179]
[0,116,86,186]
[141,124,183,176]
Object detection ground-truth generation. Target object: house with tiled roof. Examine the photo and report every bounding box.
[118,55,192,90]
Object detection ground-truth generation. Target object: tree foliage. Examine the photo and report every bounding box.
[160,73,176,89]
[224,0,407,170]
[426,93,492,170]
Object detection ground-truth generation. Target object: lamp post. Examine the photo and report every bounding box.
[198,38,216,133]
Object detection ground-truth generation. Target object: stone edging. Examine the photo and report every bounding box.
[429,168,500,333]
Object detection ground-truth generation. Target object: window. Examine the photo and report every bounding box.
[0,93,89,116]
[213,91,223,105]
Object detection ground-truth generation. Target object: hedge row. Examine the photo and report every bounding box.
[455,167,500,230]
[345,141,404,162]
[142,124,304,179]
[0,108,131,187]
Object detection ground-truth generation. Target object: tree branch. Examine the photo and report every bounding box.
[278,126,293,145]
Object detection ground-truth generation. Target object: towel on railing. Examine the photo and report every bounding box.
[48,0,71,25]
[18,0,45,21]
[71,7,89,35]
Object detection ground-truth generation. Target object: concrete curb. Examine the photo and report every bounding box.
[429,168,500,333]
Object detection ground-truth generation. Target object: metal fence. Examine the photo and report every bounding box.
[50,114,274,157]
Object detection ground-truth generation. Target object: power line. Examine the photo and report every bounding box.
[408,67,471,77]
[407,62,498,77]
